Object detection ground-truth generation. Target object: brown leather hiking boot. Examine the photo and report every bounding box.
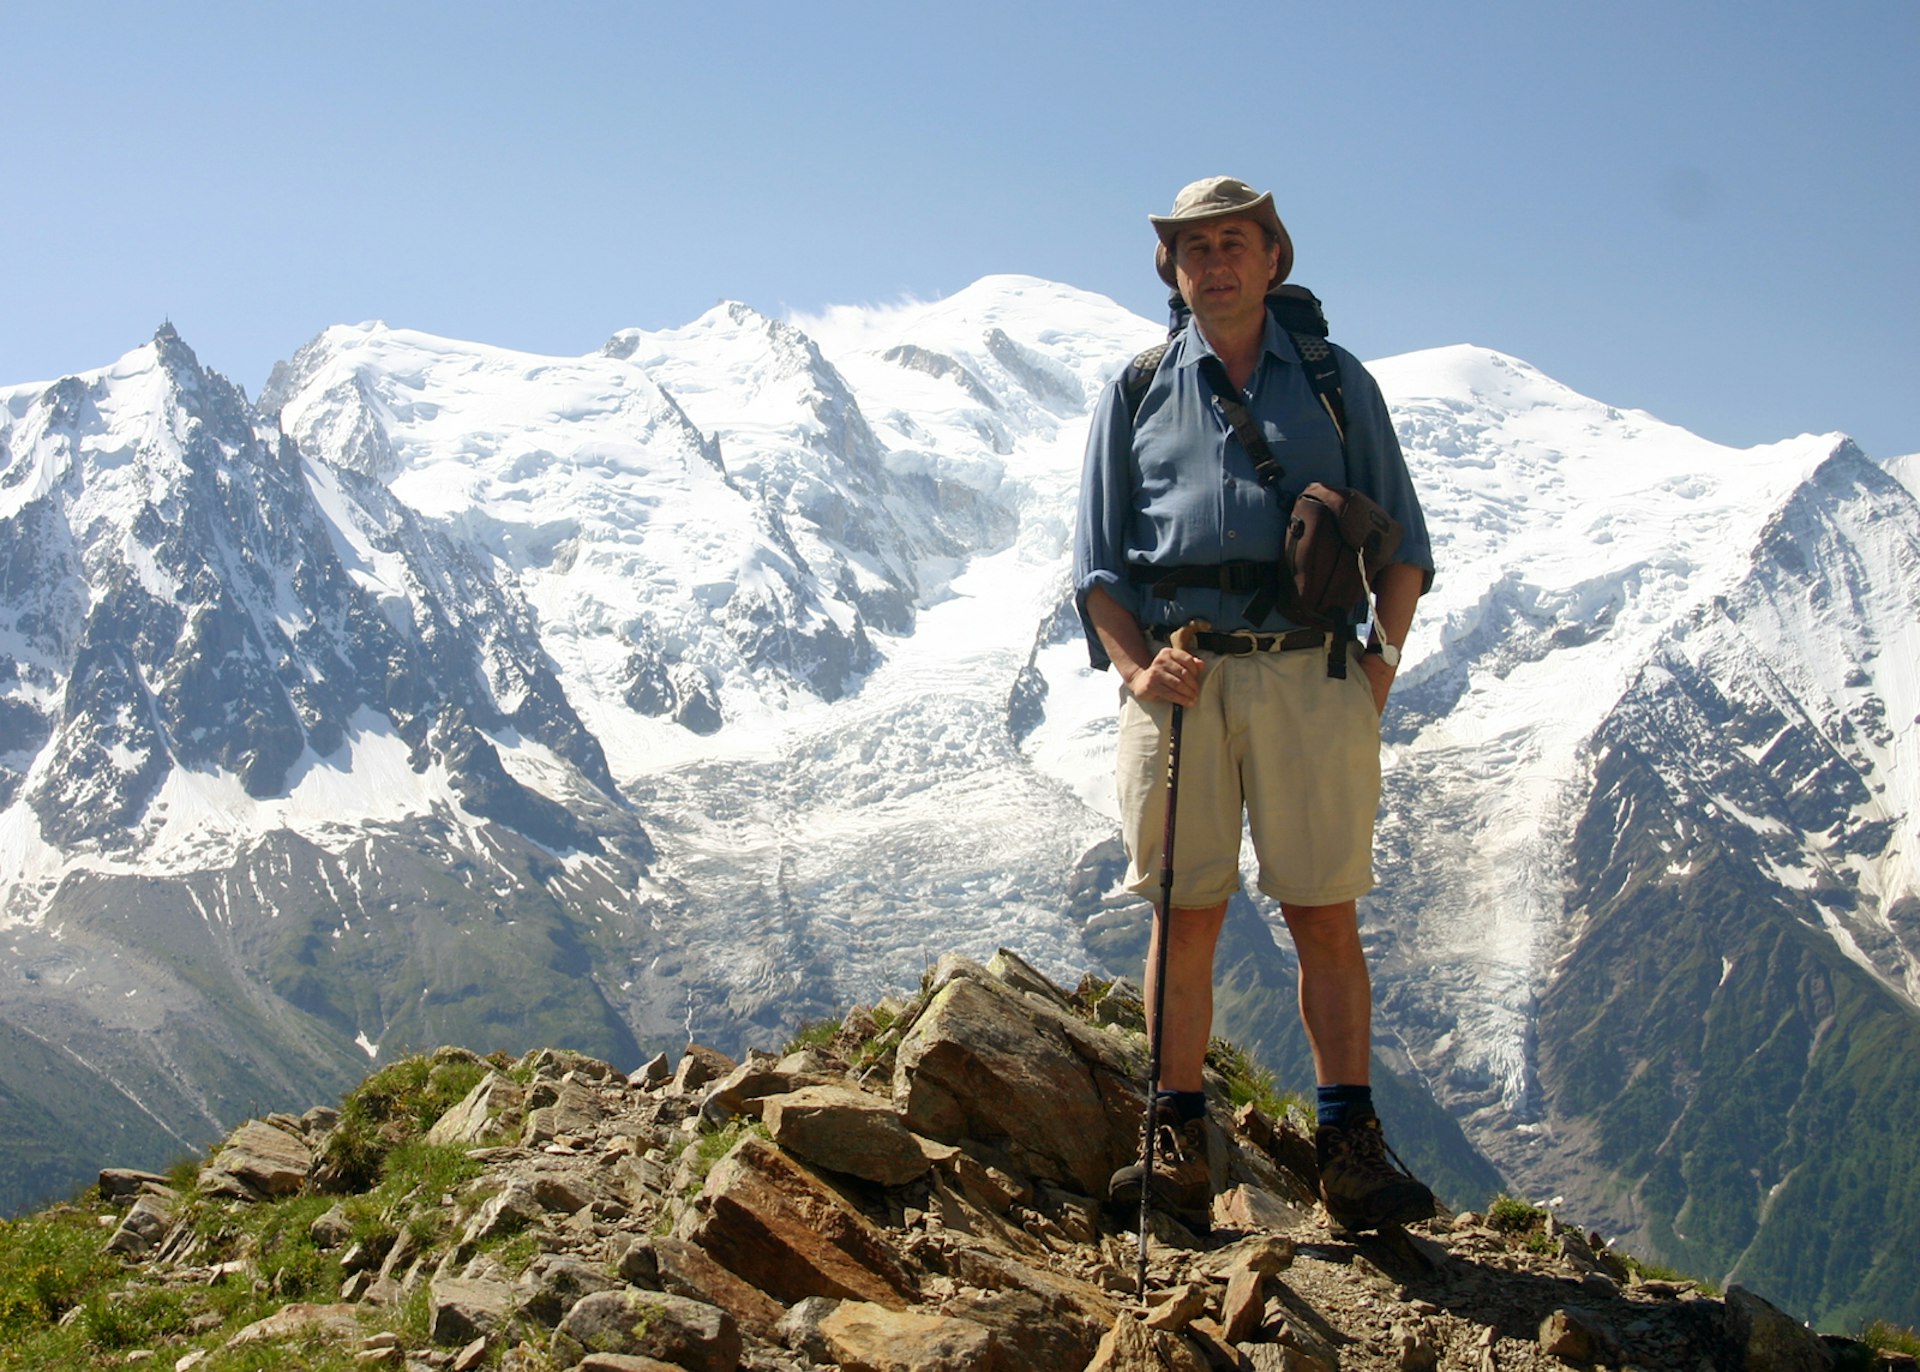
[1315,1112,1436,1235]
[1108,1100,1221,1231]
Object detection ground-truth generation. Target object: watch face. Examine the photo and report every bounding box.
[1372,642,1401,667]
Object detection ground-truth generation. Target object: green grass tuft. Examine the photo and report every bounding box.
[1485,1193,1550,1234]
[314,1052,488,1193]
[1207,1037,1305,1121]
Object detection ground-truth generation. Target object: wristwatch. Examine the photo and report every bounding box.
[1364,640,1402,668]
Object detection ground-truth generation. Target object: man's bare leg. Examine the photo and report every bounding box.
[1146,900,1229,1091]
[1282,898,1434,1231]
[1279,899,1371,1085]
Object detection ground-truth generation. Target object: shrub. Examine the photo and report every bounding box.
[0,1206,120,1335]
[1485,1194,1549,1234]
[78,1284,193,1349]
[1861,1320,1920,1356]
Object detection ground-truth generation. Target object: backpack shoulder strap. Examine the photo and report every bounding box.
[1121,342,1170,429]
[1269,282,1347,457]
[1287,330,1348,451]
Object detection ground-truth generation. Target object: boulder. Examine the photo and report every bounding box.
[429,1275,517,1344]
[513,1252,619,1326]
[1724,1285,1836,1372]
[426,1072,525,1146]
[777,1296,843,1362]
[916,1232,1116,1368]
[105,1193,177,1256]
[226,1302,366,1346]
[308,1202,355,1250]
[1538,1308,1599,1362]
[200,1119,314,1200]
[638,1235,786,1342]
[1213,1183,1309,1234]
[671,1044,737,1095]
[676,1134,916,1308]
[1220,1259,1269,1345]
[522,1078,605,1146]
[892,958,1131,1194]
[631,1052,673,1089]
[1086,1312,1206,1372]
[576,1356,682,1372]
[554,1290,741,1372]
[764,1084,953,1186]
[98,1168,171,1202]
[809,1300,1001,1371]
[460,1181,544,1245]
[700,1054,840,1126]
[526,1166,602,1216]
[946,1285,1108,1372]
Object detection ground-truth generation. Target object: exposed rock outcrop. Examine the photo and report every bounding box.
[70,949,1880,1371]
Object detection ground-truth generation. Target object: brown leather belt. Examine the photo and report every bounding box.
[1148,625,1333,656]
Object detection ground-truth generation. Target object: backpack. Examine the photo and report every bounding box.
[1120,285,1402,642]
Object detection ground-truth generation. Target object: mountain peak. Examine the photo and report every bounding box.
[148,320,207,391]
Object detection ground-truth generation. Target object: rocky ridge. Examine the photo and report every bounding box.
[26,951,1888,1372]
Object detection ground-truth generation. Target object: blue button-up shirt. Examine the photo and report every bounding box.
[1072,314,1433,670]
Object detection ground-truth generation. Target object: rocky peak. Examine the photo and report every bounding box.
[47,949,1878,1372]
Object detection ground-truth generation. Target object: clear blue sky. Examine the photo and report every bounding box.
[6,2,1915,458]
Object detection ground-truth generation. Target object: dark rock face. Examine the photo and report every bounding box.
[3,327,634,859]
[1522,451,1920,1331]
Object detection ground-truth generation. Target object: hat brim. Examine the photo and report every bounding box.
[1150,190,1293,290]
[1149,188,1283,243]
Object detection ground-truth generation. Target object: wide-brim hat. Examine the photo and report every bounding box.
[1150,175,1293,291]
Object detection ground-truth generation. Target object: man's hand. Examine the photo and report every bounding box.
[1127,646,1207,707]
[1358,651,1395,716]
[1086,587,1211,707]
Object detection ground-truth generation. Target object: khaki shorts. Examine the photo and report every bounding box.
[1115,645,1381,908]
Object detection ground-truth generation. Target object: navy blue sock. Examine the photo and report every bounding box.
[1317,1084,1373,1129]
[1156,1089,1208,1124]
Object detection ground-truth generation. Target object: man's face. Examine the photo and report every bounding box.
[1172,217,1279,337]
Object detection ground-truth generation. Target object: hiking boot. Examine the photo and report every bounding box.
[1315,1112,1436,1235]
[1108,1101,1219,1231]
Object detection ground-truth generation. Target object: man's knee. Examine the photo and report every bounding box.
[1281,900,1361,951]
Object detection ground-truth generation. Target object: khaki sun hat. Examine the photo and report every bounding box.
[1149,175,1293,290]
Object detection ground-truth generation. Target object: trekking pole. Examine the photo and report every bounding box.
[1137,620,1203,1299]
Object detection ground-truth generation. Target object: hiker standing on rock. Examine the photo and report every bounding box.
[1073,175,1438,1235]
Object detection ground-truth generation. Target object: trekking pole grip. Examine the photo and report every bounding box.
[1169,618,1207,656]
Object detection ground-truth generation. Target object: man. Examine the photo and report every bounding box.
[1073,175,1437,1235]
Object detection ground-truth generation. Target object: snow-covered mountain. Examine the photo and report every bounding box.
[1,276,1915,1326]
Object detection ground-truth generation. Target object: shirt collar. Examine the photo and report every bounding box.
[1171,310,1300,371]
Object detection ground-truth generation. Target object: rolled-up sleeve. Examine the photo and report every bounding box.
[1337,347,1436,593]
[1072,379,1139,671]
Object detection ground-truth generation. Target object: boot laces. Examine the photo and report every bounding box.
[1329,1117,1416,1183]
